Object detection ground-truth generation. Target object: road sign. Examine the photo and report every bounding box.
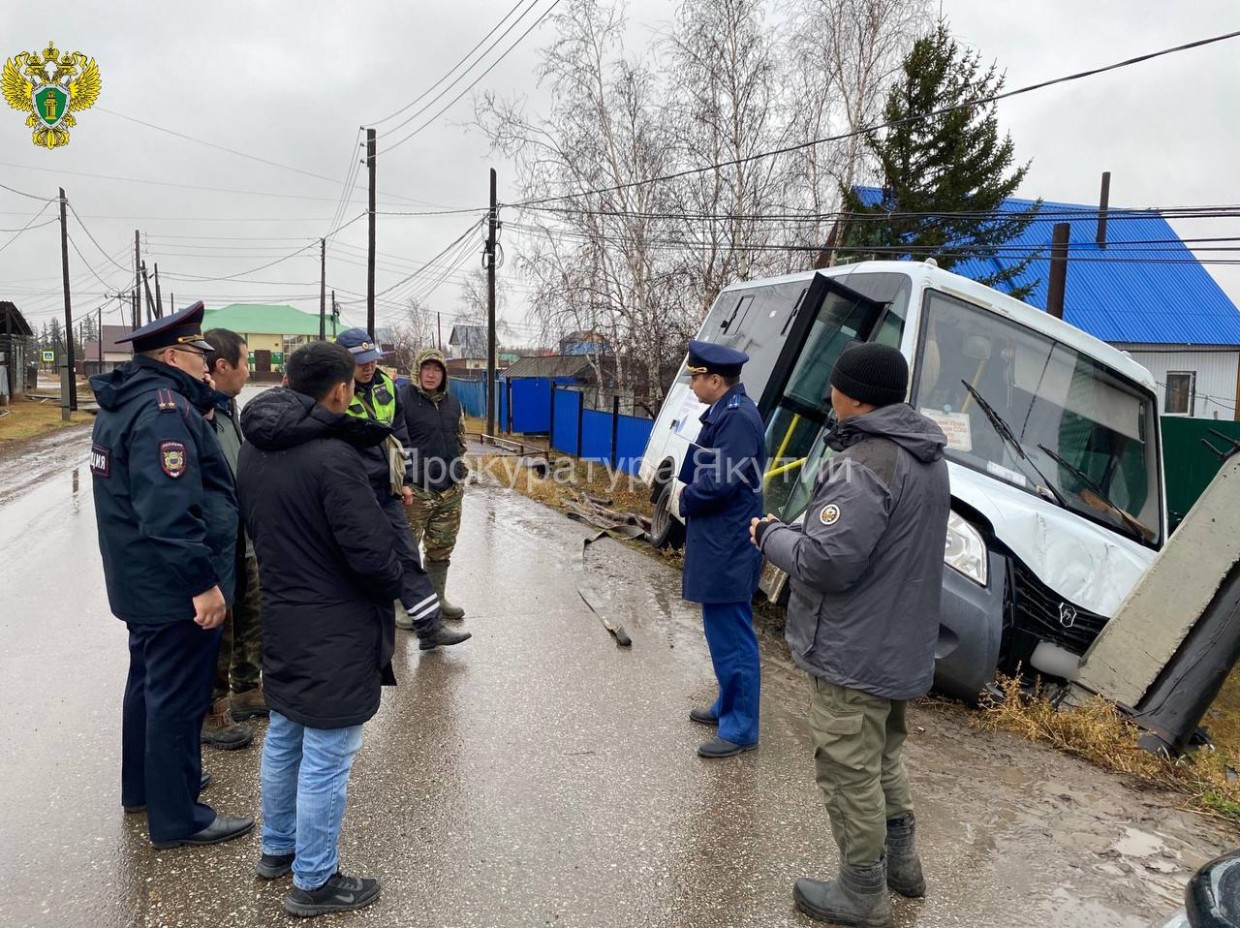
[41,350,55,363]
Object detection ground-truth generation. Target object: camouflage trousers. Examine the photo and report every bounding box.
[405,482,464,563]
[213,554,263,702]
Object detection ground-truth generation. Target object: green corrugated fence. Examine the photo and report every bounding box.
[1162,417,1240,531]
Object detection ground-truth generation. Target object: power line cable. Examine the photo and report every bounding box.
[0,200,55,256]
[509,28,1240,209]
[369,0,534,126]
[384,0,564,153]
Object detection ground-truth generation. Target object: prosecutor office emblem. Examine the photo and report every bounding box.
[819,503,841,526]
[160,441,187,479]
[3,41,101,149]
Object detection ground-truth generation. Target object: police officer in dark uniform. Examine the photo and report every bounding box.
[678,339,767,758]
[90,301,254,849]
[335,328,470,651]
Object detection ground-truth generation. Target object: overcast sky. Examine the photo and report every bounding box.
[3,0,1239,343]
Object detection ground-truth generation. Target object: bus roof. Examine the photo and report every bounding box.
[719,261,1157,393]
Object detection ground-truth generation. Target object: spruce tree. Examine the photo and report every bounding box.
[839,24,1041,298]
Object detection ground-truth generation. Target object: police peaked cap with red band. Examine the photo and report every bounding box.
[118,300,213,353]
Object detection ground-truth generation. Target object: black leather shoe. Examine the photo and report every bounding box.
[151,813,254,849]
[124,771,213,813]
[697,736,758,758]
[419,628,472,651]
[689,707,719,726]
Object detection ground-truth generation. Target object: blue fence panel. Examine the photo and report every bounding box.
[580,409,613,462]
[449,377,485,417]
[497,382,507,432]
[615,414,655,475]
[510,378,551,432]
[551,387,581,455]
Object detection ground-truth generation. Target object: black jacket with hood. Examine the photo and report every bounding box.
[759,403,951,701]
[89,356,237,624]
[397,347,466,492]
[237,388,404,729]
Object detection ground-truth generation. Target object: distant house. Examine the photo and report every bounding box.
[501,354,598,383]
[80,324,135,376]
[558,331,611,356]
[448,324,488,370]
[851,187,1240,420]
[0,301,35,401]
[201,303,340,375]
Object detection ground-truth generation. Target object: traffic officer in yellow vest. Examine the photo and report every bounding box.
[336,328,470,651]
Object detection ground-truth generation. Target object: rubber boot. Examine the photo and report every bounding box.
[885,814,927,898]
[394,599,414,631]
[793,861,893,928]
[426,561,465,620]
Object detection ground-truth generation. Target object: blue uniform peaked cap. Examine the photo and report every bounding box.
[118,300,213,353]
[687,339,748,378]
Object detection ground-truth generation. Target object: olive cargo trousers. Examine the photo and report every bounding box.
[809,676,914,867]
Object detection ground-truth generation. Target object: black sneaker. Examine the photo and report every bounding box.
[256,851,295,879]
[284,872,380,917]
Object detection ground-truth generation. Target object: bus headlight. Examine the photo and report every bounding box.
[945,511,988,587]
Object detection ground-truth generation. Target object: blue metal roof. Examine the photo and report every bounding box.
[852,187,1240,345]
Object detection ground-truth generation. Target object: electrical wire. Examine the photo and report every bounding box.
[0,200,55,256]
[384,0,564,154]
[509,28,1240,209]
[368,0,535,126]
[68,201,143,273]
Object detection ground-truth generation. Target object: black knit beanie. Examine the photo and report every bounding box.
[828,342,908,407]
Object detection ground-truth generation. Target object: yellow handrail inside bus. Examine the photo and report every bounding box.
[765,457,807,482]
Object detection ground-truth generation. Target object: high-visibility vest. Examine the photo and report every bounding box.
[347,370,397,424]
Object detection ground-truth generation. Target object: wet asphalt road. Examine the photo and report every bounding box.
[0,422,1233,928]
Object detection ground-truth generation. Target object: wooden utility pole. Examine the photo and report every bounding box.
[1046,222,1071,320]
[141,262,155,324]
[59,188,77,410]
[133,230,141,330]
[97,306,103,368]
[437,311,443,351]
[1096,171,1111,248]
[320,237,327,340]
[366,128,376,336]
[485,168,497,437]
[153,263,164,318]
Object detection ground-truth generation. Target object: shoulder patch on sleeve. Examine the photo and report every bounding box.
[160,441,188,478]
[90,444,111,478]
[819,503,841,526]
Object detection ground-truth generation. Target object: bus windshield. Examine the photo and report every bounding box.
[912,289,1163,547]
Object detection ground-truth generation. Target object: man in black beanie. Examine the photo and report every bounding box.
[750,341,950,927]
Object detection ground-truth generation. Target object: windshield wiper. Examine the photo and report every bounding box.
[959,381,1070,509]
[1035,443,1149,544]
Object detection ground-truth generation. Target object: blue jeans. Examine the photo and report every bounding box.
[702,601,761,746]
[261,711,365,890]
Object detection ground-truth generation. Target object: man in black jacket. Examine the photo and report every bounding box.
[398,346,468,620]
[90,301,253,850]
[237,342,403,917]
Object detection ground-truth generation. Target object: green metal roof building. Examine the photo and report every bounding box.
[201,304,338,373]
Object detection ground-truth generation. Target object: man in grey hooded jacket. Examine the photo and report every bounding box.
[751,342,950,928]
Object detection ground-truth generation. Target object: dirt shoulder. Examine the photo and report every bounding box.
[0,400,93,447]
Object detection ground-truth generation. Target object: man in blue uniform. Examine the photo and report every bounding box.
[678,339,767,758]
[336,328,469,652]
[90,301,254,849]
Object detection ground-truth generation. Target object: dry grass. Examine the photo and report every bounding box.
[0,399,91,442]
[980,674,1240,820]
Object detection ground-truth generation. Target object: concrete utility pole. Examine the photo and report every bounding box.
[485,168,497,437]
[59,188,77,410]
[366,128,376,336]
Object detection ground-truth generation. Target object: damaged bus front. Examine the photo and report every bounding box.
[640,261,1166,700]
